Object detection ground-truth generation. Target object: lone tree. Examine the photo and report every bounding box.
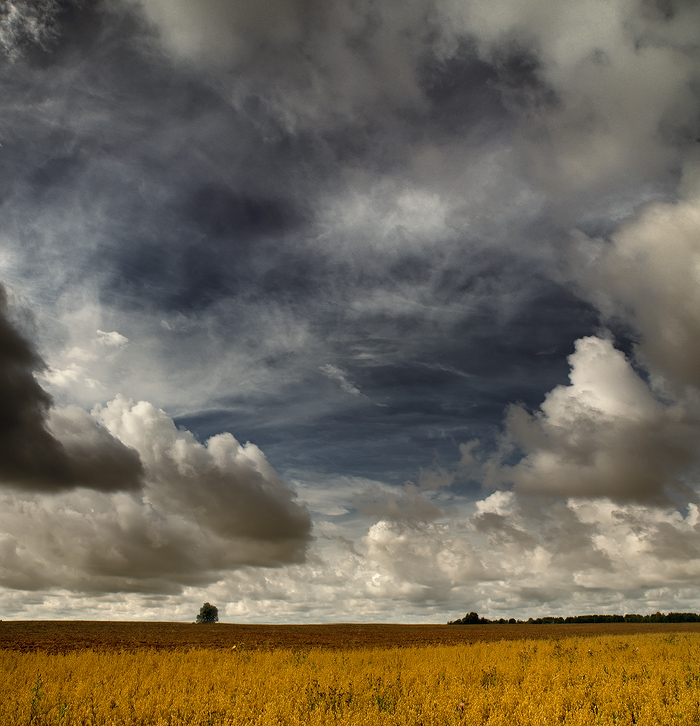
[196,602,219,623]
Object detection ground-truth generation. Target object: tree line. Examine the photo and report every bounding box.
[448,611,700,625]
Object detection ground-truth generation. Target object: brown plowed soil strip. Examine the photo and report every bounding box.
[2,621,700,653]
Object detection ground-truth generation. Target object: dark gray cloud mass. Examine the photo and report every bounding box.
[0,395,313,594]
[0,285,143,492]
[0,0,601,481]
[0,0,700,619]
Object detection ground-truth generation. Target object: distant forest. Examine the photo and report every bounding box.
[448,611,700,625]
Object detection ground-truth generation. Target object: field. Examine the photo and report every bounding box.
[3,622,700,725]
[4,620,700,652]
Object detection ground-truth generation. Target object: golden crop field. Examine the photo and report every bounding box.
[3,623,700,725]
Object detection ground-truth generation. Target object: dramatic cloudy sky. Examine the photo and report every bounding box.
[1,0,700,622]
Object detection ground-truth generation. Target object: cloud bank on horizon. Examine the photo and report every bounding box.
[0,0,700,621]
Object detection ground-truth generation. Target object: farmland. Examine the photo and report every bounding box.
[3,619,700,652]
[3,622,700,724]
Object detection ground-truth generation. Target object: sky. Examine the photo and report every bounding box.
[0,0,700,623]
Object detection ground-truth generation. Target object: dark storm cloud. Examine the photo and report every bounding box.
[0,0,592,486]
[0,286,143,492]
[0,285,70,486]
[0,0,537,313]
[0,395,313,594]
[137,0,435,128]
[2,0,692,480]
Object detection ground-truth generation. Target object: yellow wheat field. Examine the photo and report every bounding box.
[3,633,700,725]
